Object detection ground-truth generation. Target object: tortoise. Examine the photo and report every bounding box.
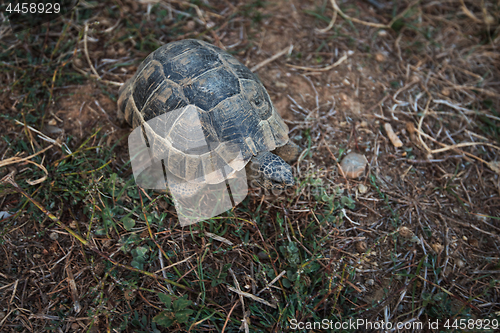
[117,39,300,196]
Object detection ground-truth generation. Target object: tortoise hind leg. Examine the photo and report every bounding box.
[273,141,301,163]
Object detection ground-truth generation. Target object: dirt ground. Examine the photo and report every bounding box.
[1,0,499,332]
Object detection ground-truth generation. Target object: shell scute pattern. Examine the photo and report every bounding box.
[163,48,223,85]
[210,94,257,155]
[218,52,256,80]
[239,79,272,119]
[132,60,167,113]
[183,67,240,111]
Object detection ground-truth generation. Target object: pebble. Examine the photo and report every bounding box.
[45,125,63,134]
[485,14,495,25]
[358,183,368,194]
[49,232,59,241]
[375,53,386,62]
[339,153,368,178]
[184,20,196,32]
[398,226,413,238]
[73,58,83,68]
[355,241,367,253]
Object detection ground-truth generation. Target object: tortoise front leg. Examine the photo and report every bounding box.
[273,141,301,163]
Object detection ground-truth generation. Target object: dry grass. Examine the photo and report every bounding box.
[1,0,499,332]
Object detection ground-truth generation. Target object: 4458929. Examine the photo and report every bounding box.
[444,318,498,330]
[5,2,61,14]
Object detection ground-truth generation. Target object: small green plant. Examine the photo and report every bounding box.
[153,294,194,328]
[130,246,149,270]
[280,241,300,266]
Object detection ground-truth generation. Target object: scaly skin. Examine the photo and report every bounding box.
[247,151,294,191]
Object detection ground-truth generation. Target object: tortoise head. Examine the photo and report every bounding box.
[248,152,294,191]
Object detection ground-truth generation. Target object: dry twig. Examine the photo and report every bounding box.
[250,45,293,72]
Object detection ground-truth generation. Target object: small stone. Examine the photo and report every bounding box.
[455,258,465,268]
[45,125,63,134]
[49,232,59,241]
[71,322,80,330]
[375,53,386,62]
[398,226,413,238]
[33,253,41,259]
[358,183,368,194]
[355,241,367,253]
[410,75,420,83]
[366,279,374,286]
[378,30,388,37]
[184,20,196,32]
[117,47,126,56]
[275,81,288,88]
[70,221,78,229]
[73,58,83,68]
[98,18,110,27]
[441,88,450,96]
[340,153,368,178]
[48,119,57,126]
[485,14,495,25]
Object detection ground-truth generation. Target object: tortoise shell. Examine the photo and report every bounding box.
[117,39,289,185]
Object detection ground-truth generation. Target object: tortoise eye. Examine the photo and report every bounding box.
[254,98,262,106]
